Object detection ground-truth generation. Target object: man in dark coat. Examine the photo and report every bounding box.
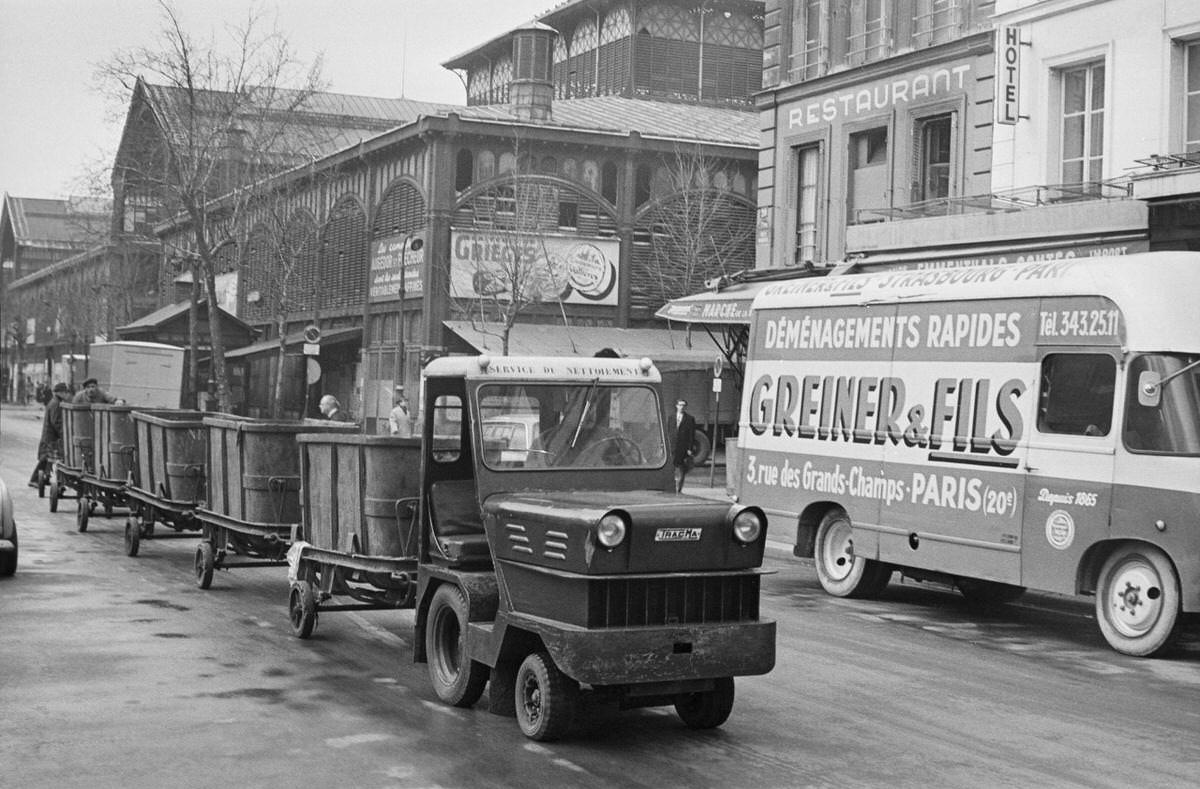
[672,399,696,493]
[29,383,70,486]
[319,394,353,422]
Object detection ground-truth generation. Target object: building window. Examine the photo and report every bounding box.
[848,127,888,222]
[915,114,953,202]
[634,163,652,206]
[913,0,960,48]
[1187,41,1200,153]
[558,201,578,229]
[794,144,821,266]
[1060,61,1105,187]
[601,161,618,203]
[455,149,474,192]
[789,0,826,82]
[848,0,890,66]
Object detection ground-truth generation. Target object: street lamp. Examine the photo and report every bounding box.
[397,233,424,394]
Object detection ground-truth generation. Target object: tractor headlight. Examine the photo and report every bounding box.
[732,509,764,544]
[596,512,628,548]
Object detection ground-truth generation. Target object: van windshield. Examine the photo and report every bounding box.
[1124,354,1200,454]
[478,383,668,470]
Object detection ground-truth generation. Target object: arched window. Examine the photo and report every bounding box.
[320,196,368,309]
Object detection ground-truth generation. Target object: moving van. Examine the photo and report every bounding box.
[737,252,1200,656]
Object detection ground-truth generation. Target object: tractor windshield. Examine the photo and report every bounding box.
[479,383,668,470]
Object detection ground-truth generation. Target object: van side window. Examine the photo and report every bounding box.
[431,394,463,463]
[1037,354,1116,437]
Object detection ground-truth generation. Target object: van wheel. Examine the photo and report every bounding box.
[956,578,1026,607]
[689,431,712,467]
[515,651,577,741]
[675,676,735,729]
[814,508,890,598]
[426,584,488,707]
[1095,544,1181,657]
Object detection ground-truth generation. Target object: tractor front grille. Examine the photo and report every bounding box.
[587,573,761,628]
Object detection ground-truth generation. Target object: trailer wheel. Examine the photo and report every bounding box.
[956,578,1026,607]
[1095,544,1182,657]
[123,517,140,557]
[76,497,90,532]
[48,480,59,513]
[195,541,215,589]
[675,676,735,729]
[515,651,578,742]
[288,581,318,639]
[426,584,488,707]
[814,508,890,598]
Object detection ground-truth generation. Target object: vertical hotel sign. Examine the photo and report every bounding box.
[996,25,1021,125]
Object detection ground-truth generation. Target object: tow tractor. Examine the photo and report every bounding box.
[410,354,775,740]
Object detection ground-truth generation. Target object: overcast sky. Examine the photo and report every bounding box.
[0,0,554,199]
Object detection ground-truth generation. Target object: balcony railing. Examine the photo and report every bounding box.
[853,180,1133,224]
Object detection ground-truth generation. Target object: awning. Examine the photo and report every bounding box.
[115,300,257,348]
[225,326,361,359]
[443,321,721,367]
[653,280,775,325]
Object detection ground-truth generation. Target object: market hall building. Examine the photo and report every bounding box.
[114,0,765,431]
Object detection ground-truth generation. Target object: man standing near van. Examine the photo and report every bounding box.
[672,399,696,493]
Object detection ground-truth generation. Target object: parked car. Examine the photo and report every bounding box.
[0,477,17,576]
[481,413,542,466]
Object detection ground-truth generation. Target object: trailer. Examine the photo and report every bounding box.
[286,434,422,637]
[193,415,356,588]
[122,409,209,557]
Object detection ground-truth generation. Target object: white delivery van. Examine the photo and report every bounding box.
[738,252,1200,656]
[87,341,185,407]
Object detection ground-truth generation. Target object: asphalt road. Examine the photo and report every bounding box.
[2,403,1198,789]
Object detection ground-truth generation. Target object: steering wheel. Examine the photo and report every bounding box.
[575,435,644,466]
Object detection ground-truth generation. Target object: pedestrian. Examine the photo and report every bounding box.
[71,377,121,404]
[318,394,353,422]
[389,386,414,437]
[29,383,70,487]
[672,398,696,493]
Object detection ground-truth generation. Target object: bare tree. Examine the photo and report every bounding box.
[241,187,320,418]
[97,0,327,411]
[644,143,755,305]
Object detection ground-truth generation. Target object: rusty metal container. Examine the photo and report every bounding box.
[92,403,138,483]
[61,402,94,473]
[130,409,208,505]
[203,415,356,526]
[298,434,421,556]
